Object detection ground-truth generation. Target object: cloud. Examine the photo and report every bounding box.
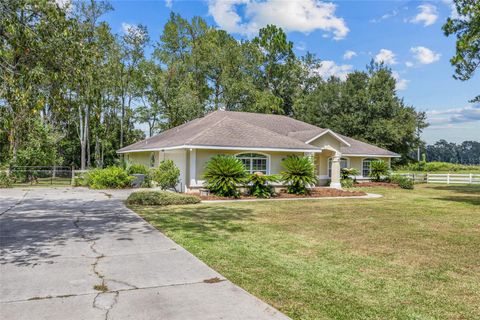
[343,50,357,60]
[427,104,480,128]
[370,9,399,23]
[165,0,172,8]
[410,46,441,64]
[374,49,397,65]
[441,0,459,19]
[296,41,307,51]
[409,4,438,26]
[208,0,349,39]
[314,61,352,80]
[405,61,414,67]
[392,71,409,91]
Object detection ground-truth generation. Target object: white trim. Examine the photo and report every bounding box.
[327,156,350,178]
[343,153,400,158]
[189,149,197,187]
[118,145,322,154]
[234,152,271,174]
[305,129,351,147]
[361,157,379,178]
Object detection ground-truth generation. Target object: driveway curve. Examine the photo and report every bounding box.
[0,187,289,320]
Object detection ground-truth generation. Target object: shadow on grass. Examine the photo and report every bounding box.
[434,196,480,206]
[429,185,480,195]
[133,205,254,242]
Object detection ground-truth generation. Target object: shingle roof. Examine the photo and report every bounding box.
[117,110,399,157]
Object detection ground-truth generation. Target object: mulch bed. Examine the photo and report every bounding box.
[190,188,366,201]
[355,182,399,188]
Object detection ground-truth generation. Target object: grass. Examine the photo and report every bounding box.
[130,184,480,320]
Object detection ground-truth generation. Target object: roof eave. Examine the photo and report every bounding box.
[117,144,322,154]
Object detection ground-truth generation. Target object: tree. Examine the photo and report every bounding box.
[293,62,427,159]
[442,0,480,102]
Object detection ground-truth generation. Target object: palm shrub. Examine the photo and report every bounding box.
[248,172,278,198]
[340,167,359,189]
[203,155,247,198]
[152,160,180,191]
[280,156,317,195]
[369,160,389,182]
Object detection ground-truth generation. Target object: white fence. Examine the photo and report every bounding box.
[398,173,480,184]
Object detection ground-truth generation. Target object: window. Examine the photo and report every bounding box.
[328,157,348,177]
[362,158,377,177]
[236,153,268,174]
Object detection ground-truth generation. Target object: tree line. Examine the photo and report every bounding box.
[1,0,429,169]
[423,140,480,165]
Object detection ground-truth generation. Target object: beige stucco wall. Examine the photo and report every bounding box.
[309,134,341,153]
[126,152,154,168]
[195,149,304,180]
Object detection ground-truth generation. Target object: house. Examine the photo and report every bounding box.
[117,110,400,192]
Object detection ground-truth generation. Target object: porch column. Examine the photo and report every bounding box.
[189,148,197,187]
[330,154,342,189]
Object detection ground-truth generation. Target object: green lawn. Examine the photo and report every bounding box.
[130,184,480,320]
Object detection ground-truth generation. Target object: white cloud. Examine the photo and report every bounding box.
[296,41,307,51]
[370,9,399,23]
[208,0,349,39]
[343,50,357,60]
[121,23,135,34]
[410,46,441,64]
[442,0,460,19]
[410,4,438,26]
[374,49,397,65]
[427,104,480,127]
[405,61,414,67]
[315,60,352,80]
[165,0,172,8]
[392,71,409,91]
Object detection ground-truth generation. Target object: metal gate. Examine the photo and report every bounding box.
[8,166,73,186]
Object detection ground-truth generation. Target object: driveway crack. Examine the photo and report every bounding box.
[0,190,28,216]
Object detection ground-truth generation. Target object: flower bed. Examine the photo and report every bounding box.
[190,188,366,201]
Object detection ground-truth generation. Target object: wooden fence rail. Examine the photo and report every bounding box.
[398,173,480,184]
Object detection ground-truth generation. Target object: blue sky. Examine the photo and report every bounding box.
[101,0,479,144]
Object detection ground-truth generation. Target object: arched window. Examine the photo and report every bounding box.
[236,153,268,174]
[328,157,348,177]
[362,158,378,177]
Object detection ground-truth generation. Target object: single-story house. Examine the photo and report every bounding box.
[117,110,400,192]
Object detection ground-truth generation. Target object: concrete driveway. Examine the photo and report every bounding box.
[0,187,289,320]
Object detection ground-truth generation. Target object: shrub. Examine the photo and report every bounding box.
[341,168,359,180]
[340,178,354,188]
[390,175,414,189]
[369,160,389,182]
[0,171,13,188]
[126,191,200,206]
[203,155,247,198]
[151,160,180,191]
[127,164,149,175]
[280,156,317,195]
[248,172,279,198]
[86,167,134,189]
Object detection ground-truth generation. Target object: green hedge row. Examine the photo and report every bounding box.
[126,191,200,206]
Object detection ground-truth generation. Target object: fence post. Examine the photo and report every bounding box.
[71,166,75,186]
[447,173,450,184]
[470,173,473,184]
